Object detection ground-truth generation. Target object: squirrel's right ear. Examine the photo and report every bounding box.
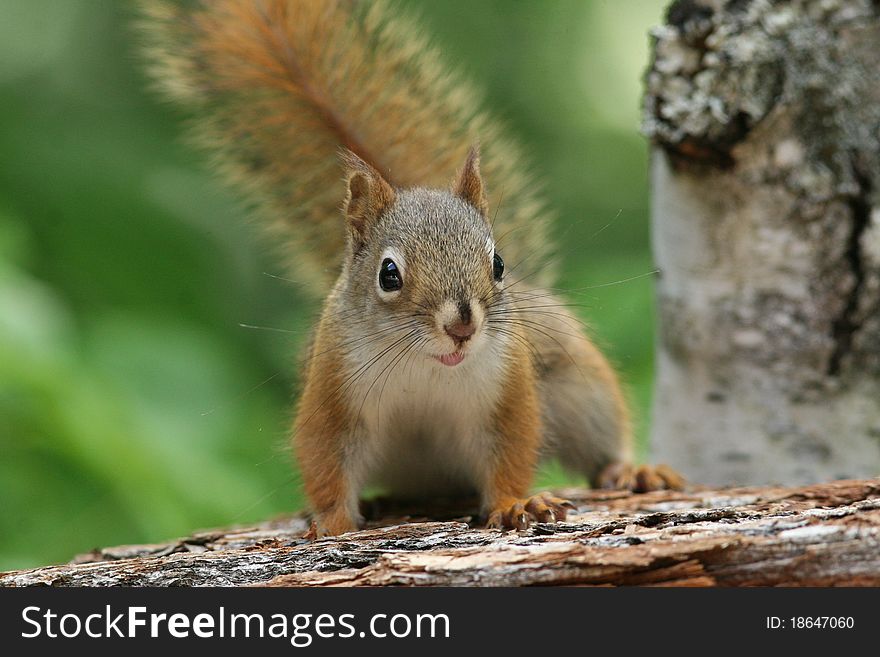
[341,150,396,246]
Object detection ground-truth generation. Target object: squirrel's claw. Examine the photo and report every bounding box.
[486,493,574,530]
[303,519,322,540]
[597,462,685,493]
[303,510,359,539]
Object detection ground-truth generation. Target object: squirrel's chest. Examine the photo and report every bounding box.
[355,360,501,437]
[348,356,506,493]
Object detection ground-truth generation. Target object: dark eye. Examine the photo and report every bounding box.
[379,258,402,291]
[492,251,504,282]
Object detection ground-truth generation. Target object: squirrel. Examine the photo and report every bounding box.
[140,0,683,536]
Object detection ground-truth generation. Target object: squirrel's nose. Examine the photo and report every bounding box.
[445,320,475,342]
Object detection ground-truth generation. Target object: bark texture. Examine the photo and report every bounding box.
[643,0,880,485]
[3,479,879,586]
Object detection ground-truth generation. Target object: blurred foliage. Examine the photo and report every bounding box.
[0,0,667,570]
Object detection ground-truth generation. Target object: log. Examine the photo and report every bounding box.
[3,478,879,586]
[643,0,880,485]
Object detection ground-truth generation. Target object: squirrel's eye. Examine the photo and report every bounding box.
[492,251,504,282]
[379,258,402,292]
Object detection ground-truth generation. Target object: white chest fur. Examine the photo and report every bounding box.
[341,335,510,497]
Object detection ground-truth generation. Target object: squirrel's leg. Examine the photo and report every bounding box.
[482,348,573,529]
[525,296,684,491]
[294,356,361,538]
[297,422,360,537]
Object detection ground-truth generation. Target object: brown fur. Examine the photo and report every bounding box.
[453,146,489,217]
[141,0,682,537]
[294,308,362,537]
[140,0,556,291]
[525,300,634,480]
[486,344,541,509]
[341,150,396,246]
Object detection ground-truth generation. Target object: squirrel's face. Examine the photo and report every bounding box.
[363,189,505,367]
[341,149,509,369]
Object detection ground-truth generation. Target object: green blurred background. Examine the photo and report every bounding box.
[0,0,667,570]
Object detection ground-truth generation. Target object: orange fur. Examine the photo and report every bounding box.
[294,326,357,536]
[453,146,489,217]
[140,0,556,292]
[485,344,542,511]
[341,150,396,244]
[141,0,682,538]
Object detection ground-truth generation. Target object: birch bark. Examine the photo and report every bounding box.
[644,0,880,484]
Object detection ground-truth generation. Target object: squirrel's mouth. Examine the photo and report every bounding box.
[433,351,466,367]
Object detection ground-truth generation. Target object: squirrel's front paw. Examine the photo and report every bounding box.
[597,462,685,493]
[303,508,359,539]
[486,493,575,530]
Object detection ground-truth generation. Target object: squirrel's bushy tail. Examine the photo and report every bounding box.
[140,0,555,291]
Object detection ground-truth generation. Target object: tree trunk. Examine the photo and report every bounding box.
[644,0,880,485]
[3,479,879,586]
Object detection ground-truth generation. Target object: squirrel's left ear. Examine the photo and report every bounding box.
[453,145,488,218]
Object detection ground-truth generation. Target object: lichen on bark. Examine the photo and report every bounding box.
[644,0,880,485]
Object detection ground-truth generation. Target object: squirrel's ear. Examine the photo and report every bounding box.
[453,145,488,218]
[341,150,396,244]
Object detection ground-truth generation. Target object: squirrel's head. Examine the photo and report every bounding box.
[340,147,508,368]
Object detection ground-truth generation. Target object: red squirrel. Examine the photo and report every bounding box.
[142,0,683,536]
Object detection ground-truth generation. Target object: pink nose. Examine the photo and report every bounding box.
[445,321,475,341]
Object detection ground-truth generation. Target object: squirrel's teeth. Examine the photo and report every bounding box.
[435,352,466,367]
